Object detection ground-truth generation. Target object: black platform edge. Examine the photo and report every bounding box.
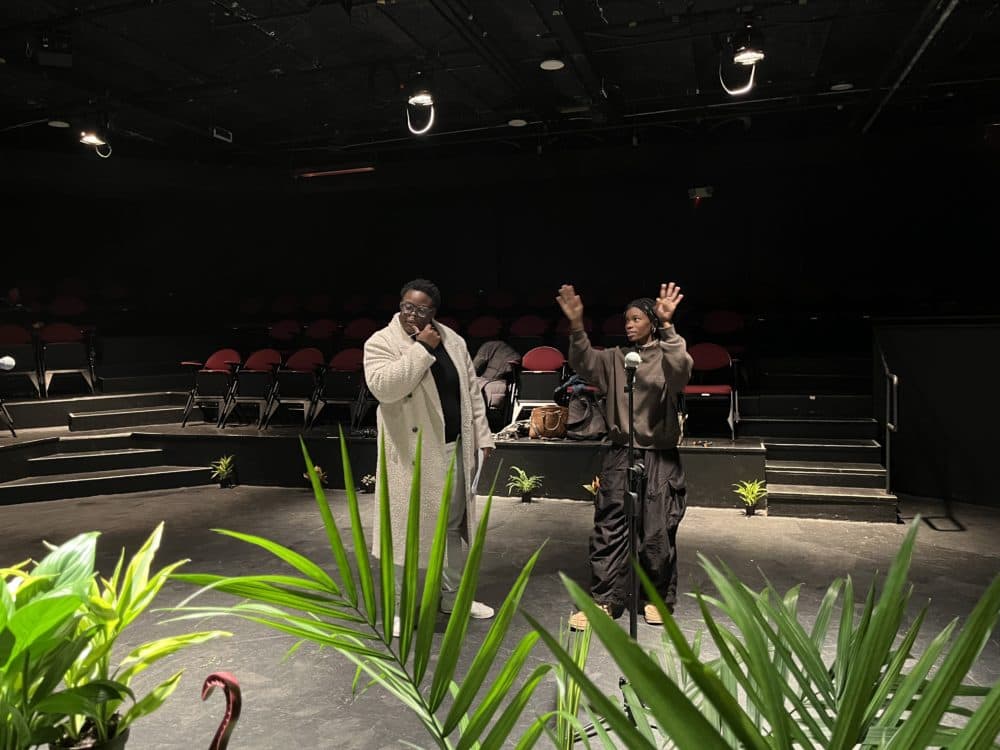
[4,392,190,429]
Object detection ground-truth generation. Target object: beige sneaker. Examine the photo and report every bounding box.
[569,603,612,631]
[643,603,674,625]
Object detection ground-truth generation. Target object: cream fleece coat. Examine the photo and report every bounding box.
[363,314,495,565]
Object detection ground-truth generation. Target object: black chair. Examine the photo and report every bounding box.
[311,347,371,431]
[219,348,283,428]
[262,347,326,429]
[181,348,242,427]
[38,322,96,396]
[0,323,41,399]
[682,342,739,440]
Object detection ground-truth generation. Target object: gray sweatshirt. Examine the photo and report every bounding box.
[567,327,693,450]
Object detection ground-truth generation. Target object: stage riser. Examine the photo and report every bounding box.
[739,419,878,440]
[764,443,881,464]
[766,468,885,489]
[69,406,187,431]
[0,468,212,505]
[740,394,873,419]
[26,448,166,476]
[480,442,767,505]
[100,375,192,393]
[766,499,898,523]
[4,392,187,429]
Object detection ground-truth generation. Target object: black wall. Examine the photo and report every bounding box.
[5,127,999,319]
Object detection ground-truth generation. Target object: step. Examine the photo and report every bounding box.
[753,373,872,395]
[26,448,165,476]
[0,465,213,505]
[766,460,886,489]
[99,374,193,393]
[766,483,898,523]
[4,392,189,429]
[762,437,882,464]
[739,417,878,440]
[740,393,874,419]
[69,406,186,431]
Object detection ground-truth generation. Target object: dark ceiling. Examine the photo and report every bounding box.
[2,0,999,178]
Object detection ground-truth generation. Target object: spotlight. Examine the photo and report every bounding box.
[79,114,112,157]
[540,58,565,71]
[405,75,435,135]
[731,23,765,66]
[507,118,528,127]
[48,119,70,129]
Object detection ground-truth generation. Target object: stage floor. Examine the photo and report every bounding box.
[2,485,996,748]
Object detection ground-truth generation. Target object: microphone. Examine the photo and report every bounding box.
[0,355,15,372]
[624,351,641,371]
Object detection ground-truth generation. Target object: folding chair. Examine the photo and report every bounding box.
[219,348,282,428]
[311,348,370,431]
[262,347,326,430]
[682,342,739,440]
[180,348,242,427]
[38,322,96,396]
[0,323,41,398]
[508,345,566,426]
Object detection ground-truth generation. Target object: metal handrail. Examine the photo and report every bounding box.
[881,351,899,493]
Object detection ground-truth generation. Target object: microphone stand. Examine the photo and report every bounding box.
[576,358,645,744]
[624,359,645,640]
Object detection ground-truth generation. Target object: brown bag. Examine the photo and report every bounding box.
[529,404,569,439]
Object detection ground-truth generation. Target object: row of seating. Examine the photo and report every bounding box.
[181,347,374,431]
[487,342,740,441]
[0,322,95,398]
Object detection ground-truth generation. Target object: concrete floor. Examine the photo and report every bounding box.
[3,487,997,749]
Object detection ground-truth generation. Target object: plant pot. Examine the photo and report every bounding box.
[521,493,533,503]
[745,504,757,517]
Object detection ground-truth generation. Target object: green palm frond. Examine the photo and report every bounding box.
[170,427,548,749]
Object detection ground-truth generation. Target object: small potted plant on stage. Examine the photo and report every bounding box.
[303,465,328,487]
[582,476,600,497]
[734,478,768,516]
[210,455,236,488]
[506,465,544,503]
[359,473,376,493]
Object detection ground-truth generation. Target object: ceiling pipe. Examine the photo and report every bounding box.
[861,0,959,135]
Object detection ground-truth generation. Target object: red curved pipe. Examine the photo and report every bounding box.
[202,671,242,750]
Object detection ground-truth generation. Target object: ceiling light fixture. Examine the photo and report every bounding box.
[540,58,565,71]
[830,82,854,91]
[507,118,528,127]
[48,119,70,128]
[731,23,765,66]
[720,23,764,96]
[405,74,435,135]
[79,115,112,158]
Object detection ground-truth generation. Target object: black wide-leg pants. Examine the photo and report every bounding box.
[589,445,687,614]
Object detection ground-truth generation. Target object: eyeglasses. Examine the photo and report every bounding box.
[400,301,434,317]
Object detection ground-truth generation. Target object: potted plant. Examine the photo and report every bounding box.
[40,523,229,749]
[359,473,375,493]
[506,465,544,503]
[1,532,99,750]
[209,455,236,488]
[733,478,768,516]
[303,465,328,486]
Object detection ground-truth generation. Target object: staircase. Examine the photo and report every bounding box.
[0,433,213,505]
[740,351,898,523]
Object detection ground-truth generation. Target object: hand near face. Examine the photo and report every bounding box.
[654,282,683,323]
[413,323,441,349]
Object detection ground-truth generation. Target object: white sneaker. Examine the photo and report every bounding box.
[440,599,495,619]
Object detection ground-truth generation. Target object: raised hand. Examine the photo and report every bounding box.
[556,284,585,328]
[654,282,683,324]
